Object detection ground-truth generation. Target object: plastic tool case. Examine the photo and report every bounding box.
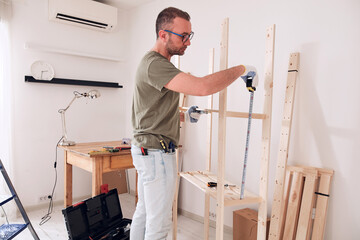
[62,188,131,240]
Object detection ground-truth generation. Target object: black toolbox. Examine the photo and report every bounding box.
[62,188,131,240]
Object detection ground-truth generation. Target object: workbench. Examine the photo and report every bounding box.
[59,141,134,207]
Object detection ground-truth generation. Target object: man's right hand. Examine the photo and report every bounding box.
[240,65,259,92]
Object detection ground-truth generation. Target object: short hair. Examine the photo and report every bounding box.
[155,7,190,39]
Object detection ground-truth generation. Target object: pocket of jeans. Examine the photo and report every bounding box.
[162,152,177,179]
[132,154,156,182]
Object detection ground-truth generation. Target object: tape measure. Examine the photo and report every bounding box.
[240,91,254,199]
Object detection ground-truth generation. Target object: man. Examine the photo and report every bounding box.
[131,7,258,240]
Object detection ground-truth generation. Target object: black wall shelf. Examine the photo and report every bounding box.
[25,76,123,88]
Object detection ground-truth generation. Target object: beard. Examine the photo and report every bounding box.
[166,39,187,56]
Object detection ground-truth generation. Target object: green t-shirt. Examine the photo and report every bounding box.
[132,51,182,149]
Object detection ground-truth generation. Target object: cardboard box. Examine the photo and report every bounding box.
[233,208,270,240]
[102,170,128,194]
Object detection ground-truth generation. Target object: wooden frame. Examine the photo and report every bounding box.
[174,19,276,240]
[276,165,334,240]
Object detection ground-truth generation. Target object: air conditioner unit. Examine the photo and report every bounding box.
[49,0,118,32]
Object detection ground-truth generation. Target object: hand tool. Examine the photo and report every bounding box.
[140,147,148,156]
[168,141,175,153]
[207,182,236,187]
[108,149,119,153]
[160,140,168,153]
[240,65,259,92]
[240,75,256,199]
[89,150,109,155]
[115,146,131,151]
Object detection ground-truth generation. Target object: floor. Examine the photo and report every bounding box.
[13,193,232,239]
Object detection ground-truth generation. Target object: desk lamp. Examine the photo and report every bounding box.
[58,90,100,146]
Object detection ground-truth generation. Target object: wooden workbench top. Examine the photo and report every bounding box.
[58,141,131,158]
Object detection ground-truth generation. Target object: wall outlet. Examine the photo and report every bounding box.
[209,211,216,219]
[39,195,52,202]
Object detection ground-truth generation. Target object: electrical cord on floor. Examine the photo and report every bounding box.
[39,136,63,226]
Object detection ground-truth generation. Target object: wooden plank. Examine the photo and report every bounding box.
[109,154,134,169]
[180,172,209,192]
[92,157,103,196]
[216,17,228,240]
[64,151,73,207]
[292,165,334,176]
[287,165,318,176]
[226,111,266,119]
[269,53,300,240]
[295,172,318,240]
[172,149,179,240]
[204,48,214,240]
[279,169,292,239]
[180,171,262,207]
[282,172,304,240]
[258,24,275,240]
[173,55,183,240]
[206,48,215,172]
[66,152,92,172]
[179,107,266,119]
[311,173,333,240]
[279,166,317,238]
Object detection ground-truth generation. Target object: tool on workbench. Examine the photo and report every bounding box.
[89,150,109,155]
[115,146,131,151]
[207,182,236,188]
[108,149,119,153]
[240,72,258,199]
[102,146,114,150]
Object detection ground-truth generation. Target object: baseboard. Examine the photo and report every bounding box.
[129,189,136,196]
[178,208,233,234]
[17,195,92,218]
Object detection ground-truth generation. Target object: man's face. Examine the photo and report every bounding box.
[165,17,192,56]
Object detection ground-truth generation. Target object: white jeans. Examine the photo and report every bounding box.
[130,145,177,240]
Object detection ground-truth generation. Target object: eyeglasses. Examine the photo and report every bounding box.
[164,30,194,42]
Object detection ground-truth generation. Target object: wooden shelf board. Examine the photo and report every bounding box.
[25,76,123,88]
[180,170,263,206]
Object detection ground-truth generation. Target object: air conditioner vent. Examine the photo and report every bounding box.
[49,0,117,32]
[56,13,108,29]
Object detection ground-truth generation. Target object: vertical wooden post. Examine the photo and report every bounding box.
[257,24,275,240]
[206,48,215,173]
[92,157,103,196]
[295,172,318,240]
[204,48,215,240]
[64,151,73,207]
[269,53,300,240]
[173,55,182,240]
[311,173,333,240]
[215,17,229,240]
[282,172,304,239]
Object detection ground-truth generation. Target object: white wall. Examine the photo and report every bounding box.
[125,0,360,239]
[7,0,360,239]
[9,0,131,206]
